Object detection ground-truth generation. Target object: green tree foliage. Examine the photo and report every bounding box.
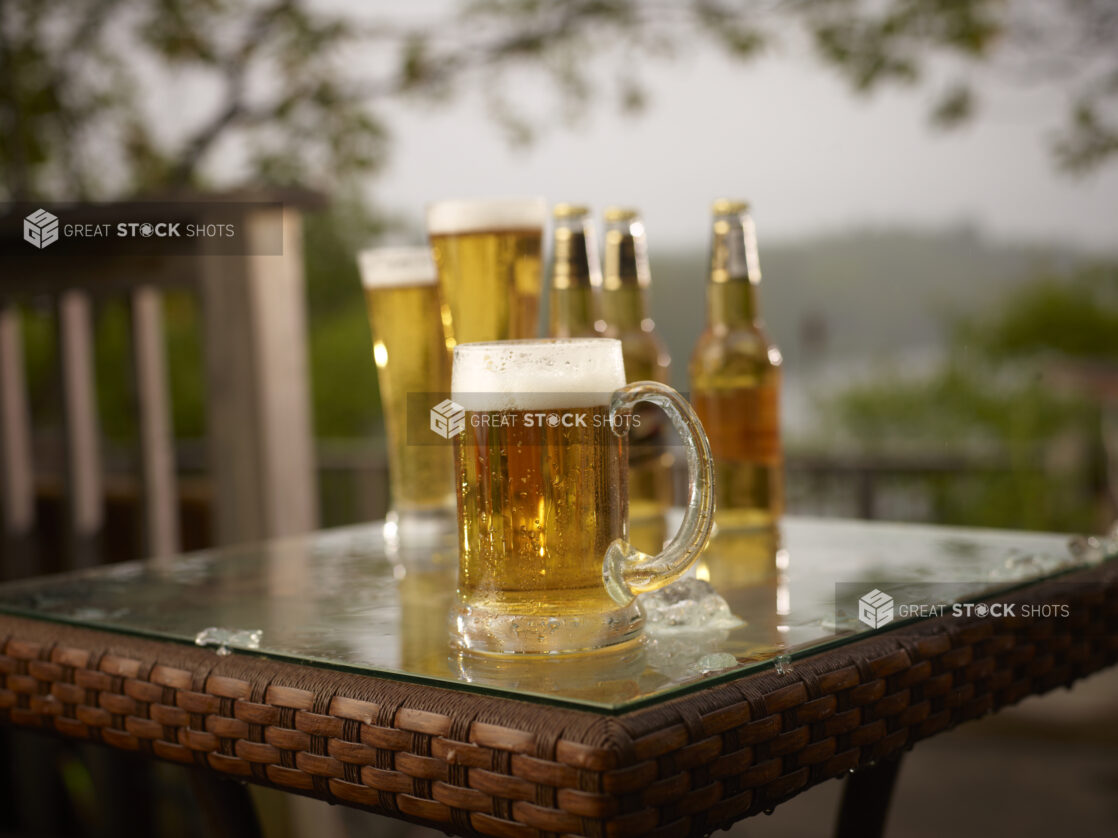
[5,1,1116,464]
[2,0,1117,203]
[301,196,388,437]
[957,264,1118,362]
[830,263,1117,531]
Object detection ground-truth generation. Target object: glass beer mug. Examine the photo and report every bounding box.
[450,338,715,655]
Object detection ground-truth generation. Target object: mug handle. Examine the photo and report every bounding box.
[603,381,715,604]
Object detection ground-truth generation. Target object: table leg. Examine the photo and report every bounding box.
[834,755,904,838]
[2,729,79,834]
[80,744,158,837]
[188,767,264,838]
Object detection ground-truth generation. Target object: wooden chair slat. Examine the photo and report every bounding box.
[130,286,180,557]
[57,290,103,569]
[0,303,36,579]
[200,207,317,544]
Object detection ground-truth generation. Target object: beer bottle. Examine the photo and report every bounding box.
[548,204,607,338]
[689,199,783,534]
[601,207,672,551]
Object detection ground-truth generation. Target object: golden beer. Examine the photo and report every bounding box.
[602,208,673,551]
[548,203,608,338]
[427,197,546,346]
[457,405,626,613]
[359,247,456,534]
[689,200,783,533]
[450,339,716,655]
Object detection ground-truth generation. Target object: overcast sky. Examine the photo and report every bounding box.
[364,16,1118,253]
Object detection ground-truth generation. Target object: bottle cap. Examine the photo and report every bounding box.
[604,206,639,223]
[553,203,590,219]
[711,198,750,215]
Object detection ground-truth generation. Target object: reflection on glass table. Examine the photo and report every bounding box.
[0,516,1112,712]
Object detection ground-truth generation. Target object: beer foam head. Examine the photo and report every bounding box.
[452,339,625,410]
[357,247,437,287]
[426,197,547,236]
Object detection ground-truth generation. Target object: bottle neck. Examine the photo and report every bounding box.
[550,213,604,337]
[551,221,601,291]
[602,214,652,330]
[550,285,603,337]
[707,278,758,328]
[601,285,650,330]
[603,224,649,289]
[707,210,762,328]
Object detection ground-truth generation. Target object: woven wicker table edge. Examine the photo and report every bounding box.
[2,560,1116,838]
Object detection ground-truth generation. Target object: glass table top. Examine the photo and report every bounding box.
[0,516,1113,713]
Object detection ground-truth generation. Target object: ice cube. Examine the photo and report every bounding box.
[1069,534,1116,567]
[194,627,263,656]
[638,579,743,633]
[694,652,738,674]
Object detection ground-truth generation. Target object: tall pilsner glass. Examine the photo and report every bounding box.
[450,339,715,655]
[359,247,455,540]
[426,197,547,345]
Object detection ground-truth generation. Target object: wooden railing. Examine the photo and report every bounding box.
[12,433,1101,565]
[0,193,322,578]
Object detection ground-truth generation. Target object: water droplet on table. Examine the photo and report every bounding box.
[774,654,793,675]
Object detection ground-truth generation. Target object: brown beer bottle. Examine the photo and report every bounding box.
[689,199,783,534]
[601,207,672,551]
[548,204,607,338]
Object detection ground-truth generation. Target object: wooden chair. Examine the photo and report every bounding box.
[0,191,323,837]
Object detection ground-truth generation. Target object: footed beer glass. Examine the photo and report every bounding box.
[450,339,715,655]
[359,247,455,540]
